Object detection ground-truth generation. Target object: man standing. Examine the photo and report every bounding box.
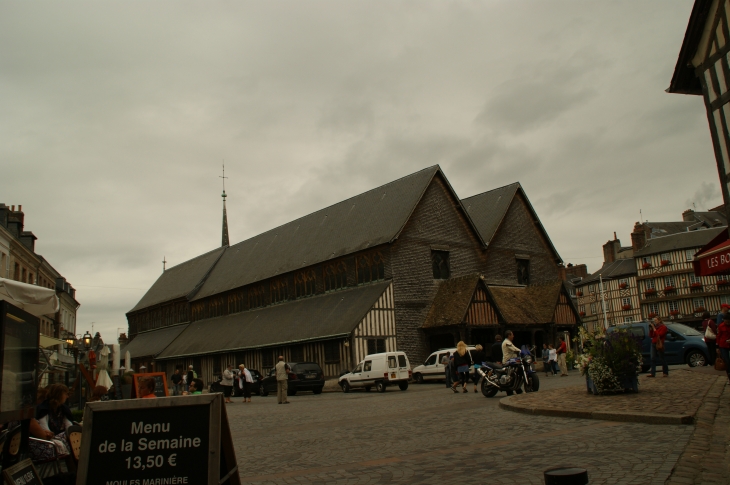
[716,303,730,326]
[491,335,503,364]
[441,352,451,388]
[648,317,669,378]
[171,368,182,396]
[186,365,195,393]
[275,356,290,404]
[556,335,569,377]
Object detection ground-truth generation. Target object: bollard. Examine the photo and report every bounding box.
[544,467,588,485]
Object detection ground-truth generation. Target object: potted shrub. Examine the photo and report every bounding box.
[664,285,676,293]
[690,282,703,290]
[578,328,642,395]
[647,312,658,318]
[660,260,671,266]
[622,304,631,310]
[718,279,728,287]
[619,282,628,289]
[576,291,583,297]
[695,306,705,313]
[670,309,680,316]
[642,262,652,269]
[645,288,656,296]
[579,311,586,317]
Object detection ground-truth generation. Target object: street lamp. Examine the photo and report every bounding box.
[82,331,92,350]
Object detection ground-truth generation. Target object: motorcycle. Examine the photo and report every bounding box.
[477,346,540,398]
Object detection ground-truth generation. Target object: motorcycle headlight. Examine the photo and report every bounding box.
[525,356,533,364]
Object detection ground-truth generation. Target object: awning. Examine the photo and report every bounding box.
[0,277,59,317]
[693,229,730,276]
[40,335,66,348]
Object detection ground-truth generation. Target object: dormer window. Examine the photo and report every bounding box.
[516,258,530,285]
[432,251,450,280]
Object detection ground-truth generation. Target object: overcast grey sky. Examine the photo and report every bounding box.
[0,1,718,340]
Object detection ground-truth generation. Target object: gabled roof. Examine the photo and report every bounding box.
[462,183,562,263]
[123,323,189,359]
[129,247,226,312]
[668,0,714,95]
[422,274,486,328]
[487,281,566,325]
[634,226,727,257]
[157,282,391,359]
[192,166,484,300]
[578,259,637,286]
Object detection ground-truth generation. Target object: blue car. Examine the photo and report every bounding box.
[609,321,709,372]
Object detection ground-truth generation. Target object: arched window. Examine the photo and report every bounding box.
[324,261,348,292]
[357,252,385,285]
[295,270,316,298]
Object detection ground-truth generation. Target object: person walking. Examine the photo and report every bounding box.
[556,336,569,376]
[171,368,182,396]
[716,314,730,384]
[491,335,503,364]
[717,303,730,326]
[548,344,558,376]
[441,352,452,388]
[238,364,253,402]
[186,365,196,392]
[221,364,234,403]
[541,344,552,377]
[701,311,718,366]
[275,356,291,404]
[648,316,669,378]
[470,344,486,393]
[450,341,472,393]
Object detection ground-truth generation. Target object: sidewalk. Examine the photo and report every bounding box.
[500,367,724,425]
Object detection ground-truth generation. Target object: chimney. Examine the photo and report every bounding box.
[631,222,646,251]
[602,234,622,264]
[682,209,695,222]
[118,333,129,346]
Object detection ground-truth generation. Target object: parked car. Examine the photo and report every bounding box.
[338,351,411,392]
[209,369,263,396]
[610,321,709,372]
[411,346,476,383]
[259,362,325,396]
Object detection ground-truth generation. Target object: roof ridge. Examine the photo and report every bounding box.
[461,182,521,202]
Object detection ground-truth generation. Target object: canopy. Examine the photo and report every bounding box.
[0,277,59,317]
[39,335,66,348]
[693,229,730,276]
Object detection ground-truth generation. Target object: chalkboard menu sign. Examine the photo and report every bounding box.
[76,394,240,485]
[3,458,43,485]
[133,372,169,398]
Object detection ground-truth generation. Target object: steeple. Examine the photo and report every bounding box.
[220,162,230,247]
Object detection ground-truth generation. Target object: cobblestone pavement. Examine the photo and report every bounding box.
[502,368,722,424]
[225,371,696,484]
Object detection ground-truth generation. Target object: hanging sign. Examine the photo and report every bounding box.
[75,394,240,485]
[2,458,43,485]
[132,372,169,398]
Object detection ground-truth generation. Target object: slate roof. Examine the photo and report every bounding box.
[579,259,637,285]
[634,227,727,257]
[487,281,565,325]
[668,0,713,95]
[191,166,451,301]
[123,323,190,359]
[691,211,727,227]
[645,221,696,237]
[158,282,391,359]
[462,183,562,262]
[129,247,226,312]
[422,274,483,328]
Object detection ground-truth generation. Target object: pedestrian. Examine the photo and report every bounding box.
[556,336,569,377]
[171,368,182,396]
[716,314,730,384]
[238,364,253,402]
[716,303,730,326]
[275,356,291,404]
[541,344,552,377]
[701,311,718,366]
[450,341,472,393]
[647,316,669,378]
[441,352,452,388]
[548,344,558,375]
[491,334,503,364]
[221,363,234,403]
[470,344,486,393]
[186,365,196,392]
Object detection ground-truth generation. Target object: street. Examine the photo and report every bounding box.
[226,372,692,485]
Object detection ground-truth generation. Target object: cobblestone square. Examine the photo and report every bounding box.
[226,373,696,484]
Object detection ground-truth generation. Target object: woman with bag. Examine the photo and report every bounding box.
[717,314,730,383]
[701,311,718,367]
[648,316,669,378]
[450,341,472,394]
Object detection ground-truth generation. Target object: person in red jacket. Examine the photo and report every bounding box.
[648,317,669,378]
[717,314,730,384]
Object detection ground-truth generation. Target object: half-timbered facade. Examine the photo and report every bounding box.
[126,166,577,378]
[575,259,640,332]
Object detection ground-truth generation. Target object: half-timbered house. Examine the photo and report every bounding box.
[126,166,578,382]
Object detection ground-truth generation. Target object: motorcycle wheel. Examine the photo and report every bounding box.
[480,378,499,398]
[525,373,540,392]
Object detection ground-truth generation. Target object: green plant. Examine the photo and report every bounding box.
[577,327,642,394]
[71,409,84,423]
[566,351,576,370]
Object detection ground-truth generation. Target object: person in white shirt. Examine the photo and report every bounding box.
[237,364,254,403]
[548,345,558,375]
[501,331,521,361]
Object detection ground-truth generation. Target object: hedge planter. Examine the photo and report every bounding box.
[660,260,671,267]
[586,375,638,395]
[642,263,652,269]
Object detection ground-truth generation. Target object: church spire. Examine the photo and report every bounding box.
[220,162,230,247]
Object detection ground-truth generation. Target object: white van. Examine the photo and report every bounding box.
[338,351,411,393]
[411,346,476,383]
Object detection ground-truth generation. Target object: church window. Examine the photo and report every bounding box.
[324,261,348,292]
[357,252,385,285]
[324,341,340,364]
[270,278,289,304]
[367,338,386,354]
[516,259,530,285]
[431,251,450,280]
[249,285,266,309]
[295,270,316,298]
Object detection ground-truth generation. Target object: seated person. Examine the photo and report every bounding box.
[138,377,157,399]
[188,378,204,395]
[30,384,73,460]
[90,385,109,402]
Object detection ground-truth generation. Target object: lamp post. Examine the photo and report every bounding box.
[65,330,93,410]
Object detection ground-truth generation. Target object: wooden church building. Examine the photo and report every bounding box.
[125,166,579,382]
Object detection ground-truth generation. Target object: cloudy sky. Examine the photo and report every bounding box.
[0,1,719,340]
